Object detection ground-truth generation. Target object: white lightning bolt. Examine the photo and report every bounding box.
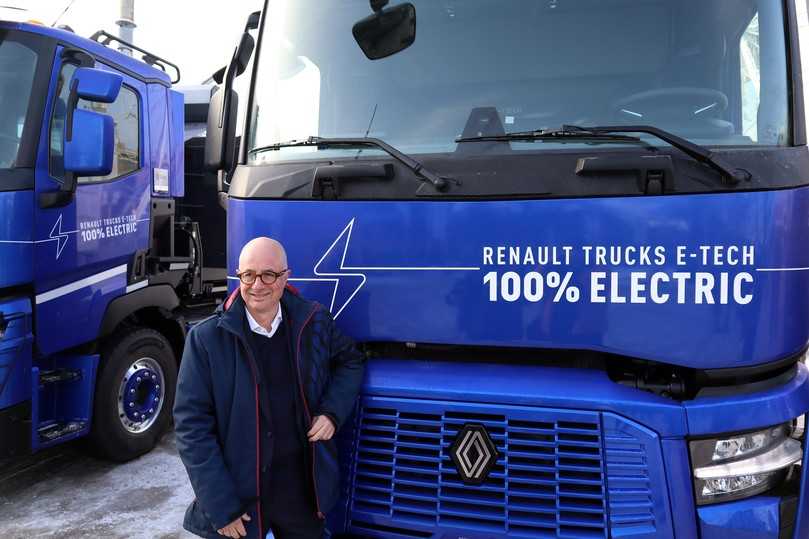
[48,214,72,259]
[309,219,367,319]
[288,218,480,319]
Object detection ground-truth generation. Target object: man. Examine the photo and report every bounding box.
[174,237,365,539]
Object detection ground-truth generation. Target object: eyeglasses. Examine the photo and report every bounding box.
[236,269,289,285]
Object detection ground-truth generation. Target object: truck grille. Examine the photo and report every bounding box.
[349,397,627,538]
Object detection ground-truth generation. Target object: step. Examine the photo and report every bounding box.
[37,421,87,443]
[38,369,82,386]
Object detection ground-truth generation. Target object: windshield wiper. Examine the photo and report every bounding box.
[458,125,750,185]
[249,136,449,191]
[565,125,751,185]
[457,128,646,146]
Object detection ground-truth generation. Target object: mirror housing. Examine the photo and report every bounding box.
[353,2,416,60]
[205,87,239,172]
[64,109,115,175]
[204,11,257,178]
[233,32,255,77]
[72,67,122,103]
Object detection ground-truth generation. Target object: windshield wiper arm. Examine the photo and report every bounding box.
[249,136,448,191]
[561,125,750,185]
[457,128,645,145]
[457,124,750,185]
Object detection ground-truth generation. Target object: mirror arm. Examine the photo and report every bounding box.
[65,80,79,142]
[39,81,81,209]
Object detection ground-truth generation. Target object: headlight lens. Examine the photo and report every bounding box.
[700,471,780,498]
[710,424,788,461]
[690,419,804,505]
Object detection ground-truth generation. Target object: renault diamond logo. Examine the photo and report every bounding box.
[449,423,499,486]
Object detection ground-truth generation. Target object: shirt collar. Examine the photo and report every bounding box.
[245,304,283,338]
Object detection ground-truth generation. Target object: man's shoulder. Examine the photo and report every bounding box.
[187,314,225,341]
[283,288,326,318]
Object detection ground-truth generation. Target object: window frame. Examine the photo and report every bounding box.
[47,61,143,186]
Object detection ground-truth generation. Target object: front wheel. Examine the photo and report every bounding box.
[88,328,177,462]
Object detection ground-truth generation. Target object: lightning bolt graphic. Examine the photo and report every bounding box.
[48,214,72,259]
[304,219,367,319]
[287,218,480,319]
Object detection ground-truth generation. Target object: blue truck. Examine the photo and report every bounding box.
[0,21,225,461]
[206,0,809,537]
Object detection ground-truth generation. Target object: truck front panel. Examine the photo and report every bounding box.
[229,189,809,370]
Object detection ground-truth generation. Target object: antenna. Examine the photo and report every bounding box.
[116,0,136,56]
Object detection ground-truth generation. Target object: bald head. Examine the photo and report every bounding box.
[237,237,290,323]
[238,237,287,270]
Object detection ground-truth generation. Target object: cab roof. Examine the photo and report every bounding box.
[0,21,173,85]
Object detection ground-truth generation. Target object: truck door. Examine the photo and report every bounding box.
[34,51,150,355]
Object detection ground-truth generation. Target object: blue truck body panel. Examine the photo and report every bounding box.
[169,89,185,198]
[660,439,699,539]
[0,297,32,410]
[0,190,34,288]
[227,186,809,370]
[353,358,687,437]
[698,497,780,539]
[684,367,809,435]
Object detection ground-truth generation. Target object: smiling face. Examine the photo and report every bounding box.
[237,237,290,321]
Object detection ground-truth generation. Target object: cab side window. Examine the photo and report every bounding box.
[49,63,140,183]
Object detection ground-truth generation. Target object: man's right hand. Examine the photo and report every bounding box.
[217,513,251,538]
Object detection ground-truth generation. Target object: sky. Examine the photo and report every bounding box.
[3,1,809,116]
[1,0,263,84]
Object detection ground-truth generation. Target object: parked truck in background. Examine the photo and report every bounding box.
[208,1,809,537]
[0,22,224,461]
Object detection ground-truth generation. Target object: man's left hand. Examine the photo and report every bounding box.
[307,415,335,442]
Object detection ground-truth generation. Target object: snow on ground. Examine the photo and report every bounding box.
[0,431,196,539]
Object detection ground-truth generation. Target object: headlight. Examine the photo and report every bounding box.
[690,419,804,505]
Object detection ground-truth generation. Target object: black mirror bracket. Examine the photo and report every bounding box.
[40,72,83,210]
[39,171,77,209]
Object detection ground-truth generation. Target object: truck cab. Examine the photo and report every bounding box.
[0,22,221,461]
[209,0,809,537]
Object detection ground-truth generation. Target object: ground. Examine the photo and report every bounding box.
[0,431,196,539]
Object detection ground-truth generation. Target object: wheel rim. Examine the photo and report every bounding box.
[117,357,165,434]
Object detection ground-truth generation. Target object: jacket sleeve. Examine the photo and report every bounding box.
[315,312,366,431]
[173,327,245,530]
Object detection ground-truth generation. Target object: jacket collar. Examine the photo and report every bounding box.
[217,286,318,340]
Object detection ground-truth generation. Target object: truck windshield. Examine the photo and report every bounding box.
[0,36,38,169]
[248,0,790,164]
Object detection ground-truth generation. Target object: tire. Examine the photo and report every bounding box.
[88,327,177,462]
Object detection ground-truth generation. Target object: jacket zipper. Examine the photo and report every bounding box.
[293,305,325,519]
[237,336,265,538]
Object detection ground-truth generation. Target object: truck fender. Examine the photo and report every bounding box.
[99,284,180,338]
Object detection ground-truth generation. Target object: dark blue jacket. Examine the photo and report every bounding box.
[173,288,365,538]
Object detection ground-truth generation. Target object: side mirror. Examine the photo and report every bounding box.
[64,109,115,175]
[39,67,122,209]
[353,2,416,60]
[205,11,257,177]
[72,67,122,103]
[205,87,239,173]
[233,31,255,78]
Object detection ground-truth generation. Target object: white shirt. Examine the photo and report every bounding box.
[245,305,283,338]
